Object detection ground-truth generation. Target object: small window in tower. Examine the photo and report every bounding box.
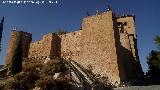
[73,32,75,35]
[117,22,121,26]
[123,22,127,26]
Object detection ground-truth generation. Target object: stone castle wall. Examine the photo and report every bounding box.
[79,11,120,83]
[117,17,138,59]
[28,33,60,59]
[28,33,52,58]
[5,10,142,84]
[58,11,121,83]
[117,16,143,80]
[59,31,81,60]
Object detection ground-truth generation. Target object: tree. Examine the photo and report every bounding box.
[0,17,4,52]
[146,50,160,81]
[146,35,160,83]
[154,35,160,50]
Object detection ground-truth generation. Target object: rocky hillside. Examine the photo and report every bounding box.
[0,57,114,90]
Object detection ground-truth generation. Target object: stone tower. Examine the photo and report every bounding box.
[5,30,32,70]
[116,15,143,81]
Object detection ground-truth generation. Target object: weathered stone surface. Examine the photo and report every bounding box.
[59,30,81,60]
[28,33,60,58]
[5,30,32,66]
[5,10,143,84]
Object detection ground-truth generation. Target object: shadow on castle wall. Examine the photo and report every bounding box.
[113,18,143,85]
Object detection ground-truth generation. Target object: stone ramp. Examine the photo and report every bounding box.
[66,60,88,89]
[70,60,95,85]
[65,60,95,90]
[70,60,96,83]
[65,60,84,90]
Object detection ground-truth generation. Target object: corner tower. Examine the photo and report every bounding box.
[5,30,32,69]
[117,15,138,60]
[116,15,143,81]
[79,10,121,83]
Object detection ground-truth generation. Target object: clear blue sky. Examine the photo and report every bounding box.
[0,0,159,73]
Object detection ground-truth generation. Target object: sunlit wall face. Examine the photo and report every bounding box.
[0,0,159,73]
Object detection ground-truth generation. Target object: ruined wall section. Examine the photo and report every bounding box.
[5,30,32,66]
[59,31,81,60]
[28,33,60,59]
[77,11,120,83]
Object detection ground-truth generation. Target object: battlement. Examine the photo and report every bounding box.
[11,30,32,35]
[84,10,112,19]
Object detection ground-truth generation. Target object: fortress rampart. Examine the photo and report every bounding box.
[28,33,60,58]
[59,30,81,60]
[5,10,143,84]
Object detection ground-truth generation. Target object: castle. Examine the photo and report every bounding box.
[4,9,143,84]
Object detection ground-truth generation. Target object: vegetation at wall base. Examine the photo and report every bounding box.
[146,35,160,84]
[0,57,114,90]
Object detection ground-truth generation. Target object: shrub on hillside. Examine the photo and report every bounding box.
[0,83,5,90]
[56,77,70,90]
[5,72,40,89]
[42,60,60,76]
[22,62,43,74]
[5,79,20,90]
[35,76,57,90]
[95,75,114,89]
[42,58,67,76]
